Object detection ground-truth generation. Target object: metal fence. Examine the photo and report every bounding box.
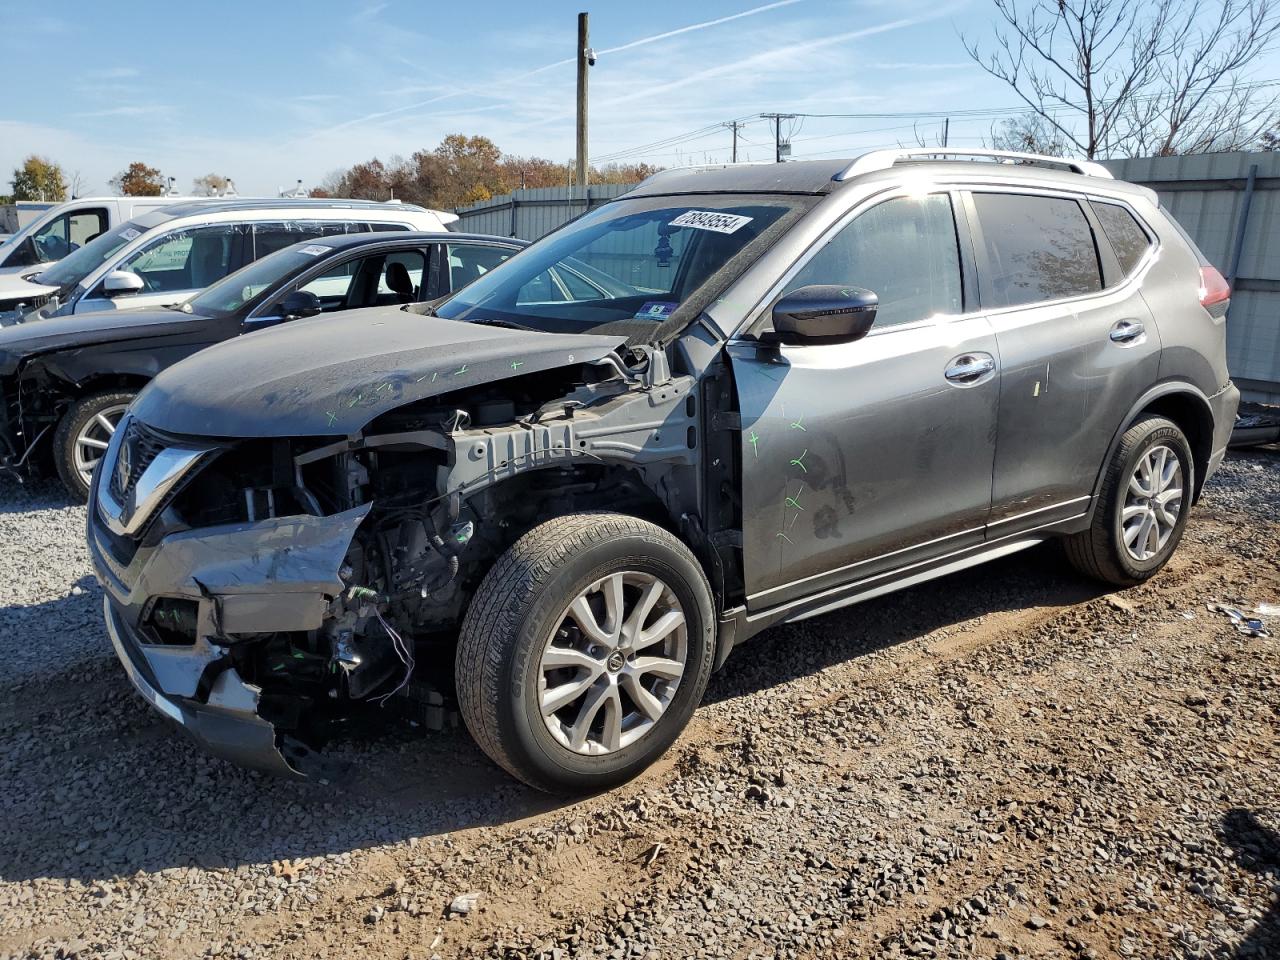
[453,184,634,241]
[1101,152,1280,402]
[457,154,1280,402]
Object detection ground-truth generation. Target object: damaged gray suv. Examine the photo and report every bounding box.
[87,150,1239,793]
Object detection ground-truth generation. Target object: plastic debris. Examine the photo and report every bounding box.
[1206,603,1270,638]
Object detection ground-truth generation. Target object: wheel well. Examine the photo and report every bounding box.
[1136,392,1213,500]
[463,462,684,569]
[73,373,151,397]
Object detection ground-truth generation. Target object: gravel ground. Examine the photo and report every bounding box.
[1,450,1278,960]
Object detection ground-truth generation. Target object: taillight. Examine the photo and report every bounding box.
[1199,265,1231,309]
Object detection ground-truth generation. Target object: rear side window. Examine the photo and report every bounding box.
[1091,201,1153,276]
[783,193,963,329]
[252,221,359,258]
[972,193,1102,307]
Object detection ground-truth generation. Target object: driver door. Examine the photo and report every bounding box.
[77,224,245,313]
[729,190,1000,610]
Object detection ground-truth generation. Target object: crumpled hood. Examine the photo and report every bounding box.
[0,308,211,376]
[131,306,626,438]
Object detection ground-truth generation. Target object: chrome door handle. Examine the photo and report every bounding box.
[1109,319,1146,343]
[944,353,996,384]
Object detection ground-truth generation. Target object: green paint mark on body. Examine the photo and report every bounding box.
[785,486,805,511]
[789,415,806,432]
[789,448,808,472]
[325,411,338,427]
[747,429,760,458]
[776,532,794,544]
[511,360,524,370]
[453,364,468,377]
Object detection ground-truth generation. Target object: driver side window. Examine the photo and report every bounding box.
[32,209,108,263]
[118,225,240,293]
[783,194,963,330]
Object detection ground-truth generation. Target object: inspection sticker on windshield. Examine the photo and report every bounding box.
[299,244,330,256]
[634,301,679,321]
[669,210,754,234]
[120,228,141,241]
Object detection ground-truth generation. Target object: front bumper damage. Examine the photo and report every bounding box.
[88,478,371,778]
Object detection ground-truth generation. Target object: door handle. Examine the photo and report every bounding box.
[944,353,997,385]
[1109,319,1146,344]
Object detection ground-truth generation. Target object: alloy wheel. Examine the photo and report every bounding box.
[537,571,688,756]
[73,402,129,491]
[1121,443,1183,562]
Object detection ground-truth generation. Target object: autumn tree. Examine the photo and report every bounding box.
[965,0,1280,157]
[192,173,232,196]
[317,135,660,210]
[110,162,166,196]
[10,155,68,202]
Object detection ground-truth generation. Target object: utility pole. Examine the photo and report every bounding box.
[722,120,744,162]
[575,12,593,189]
[760,113,796,163]
[942,117,950,148]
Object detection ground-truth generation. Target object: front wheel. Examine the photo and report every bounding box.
[456,513,715,794]
[1064,414,1194,586]
[53,390,136,501]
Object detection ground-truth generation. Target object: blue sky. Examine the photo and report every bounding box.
[3,0,1278,198]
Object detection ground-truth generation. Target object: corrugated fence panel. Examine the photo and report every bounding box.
[1103,151,1280,398]
[454,184,635,241]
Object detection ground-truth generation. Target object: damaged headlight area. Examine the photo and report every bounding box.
[90,351,700,778]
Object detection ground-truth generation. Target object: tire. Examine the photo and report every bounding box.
[53,390,135,501]
[456,512,716,794]
[1064,414,1194,587]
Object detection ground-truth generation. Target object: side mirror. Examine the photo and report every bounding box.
[769,284,878,345]
[279,289,322,321]
[103,270,145,298]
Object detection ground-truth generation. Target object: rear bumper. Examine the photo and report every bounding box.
[1206,381,1241,483]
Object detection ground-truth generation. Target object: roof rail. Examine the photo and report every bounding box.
[834,149,1113,181]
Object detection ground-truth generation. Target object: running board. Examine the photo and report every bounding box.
[729,536,1046,646]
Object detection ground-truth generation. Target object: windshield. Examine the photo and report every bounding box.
[35,220,144,289]
[434,194,803,340]
[184,242,335,317]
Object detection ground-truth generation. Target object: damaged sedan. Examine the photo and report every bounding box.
[87,153,1238,792]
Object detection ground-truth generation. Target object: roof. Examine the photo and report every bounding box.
[287,231,528,251]
[154,197,437,218]
[626,150,1149,201]
[628,160,848,197]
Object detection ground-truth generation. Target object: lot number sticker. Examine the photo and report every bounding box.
[669,210,754,234]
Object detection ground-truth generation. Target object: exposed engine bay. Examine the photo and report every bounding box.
[89,339,734,776]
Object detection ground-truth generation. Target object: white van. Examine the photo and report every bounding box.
[0,196,194,277]
[0,198,458,321]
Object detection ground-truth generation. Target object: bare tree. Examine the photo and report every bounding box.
[989,114,1069,154]
[964,0,1280,157]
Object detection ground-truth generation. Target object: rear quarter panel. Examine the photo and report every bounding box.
[1138,203,1231,396]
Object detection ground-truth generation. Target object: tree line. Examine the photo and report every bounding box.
[311,134,659,209]
[3,156,236,203]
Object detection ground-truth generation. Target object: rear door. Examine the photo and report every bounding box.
[730,189,1001,610]
[966,189,1161,535]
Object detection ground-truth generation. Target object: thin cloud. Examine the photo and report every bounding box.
[597,0,803,55]
[311,0,806,136]
[75,104,171,118]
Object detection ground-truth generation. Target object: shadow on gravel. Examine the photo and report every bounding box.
[0,540,1112,885]
[705,542,1109,705]
[1220,809,1280,959]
